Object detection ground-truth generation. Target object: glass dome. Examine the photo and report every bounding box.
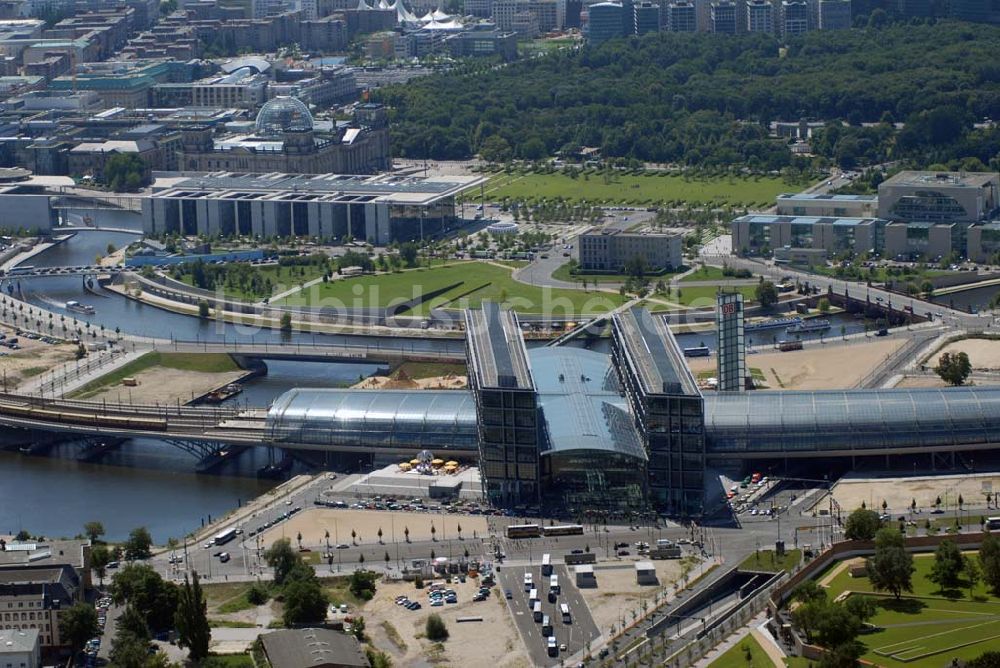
[255,96,313,136]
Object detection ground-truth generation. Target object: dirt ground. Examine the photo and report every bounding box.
[931,338,1000,370]
[352,374,467,390]
[894,375,950,388]
[82,366,246,405]
[687,338,904,390]
[259,509,489,549]
[362,578,532,668]
[827,472,1000,515]
[579,559,685,636]
[0,326,77,387]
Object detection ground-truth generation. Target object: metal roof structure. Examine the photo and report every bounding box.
[613,307,699,396]
[266,388,478,452]
[156,171,486,206]
[465,302,533,390]
[705,387,1000,456]
[777,193,877,202]
[532,347,646,460]
[735,214,883,227]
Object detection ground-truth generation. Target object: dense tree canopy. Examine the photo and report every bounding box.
[378,23,1000,169]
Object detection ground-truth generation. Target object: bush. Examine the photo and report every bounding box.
[425,614,449,641]
[246,584,269,606]
[349,570,378,601]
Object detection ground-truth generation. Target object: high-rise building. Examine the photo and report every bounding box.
[465,303,540,507]
[781,0,808,34]
[565,0,583,26]
[634,0,661,32]
[716,292,746,393]
[612,307,705,516]
[710,0,737,31]
[745,0,773,31]
[897,0,931,17]
[587,1,624,41]
[817,0,850,28]
[950,0,995,22]
[666,0,697,30]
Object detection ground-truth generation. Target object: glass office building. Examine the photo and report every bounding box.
[716,292,745,393]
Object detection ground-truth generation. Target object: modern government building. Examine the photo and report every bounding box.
[266,303,1000,516]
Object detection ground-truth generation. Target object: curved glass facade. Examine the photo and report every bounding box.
[267,389,479,452]
[255,96,314,136]
[705,387,1000,455]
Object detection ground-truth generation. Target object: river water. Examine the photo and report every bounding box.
[1,214,389,541]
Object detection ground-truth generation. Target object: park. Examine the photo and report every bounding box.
[479,170,817,208]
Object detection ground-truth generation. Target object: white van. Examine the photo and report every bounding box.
[547,636,558,656]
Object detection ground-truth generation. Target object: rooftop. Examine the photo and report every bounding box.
[735,214,883,227]
[881,170,1000,189]
[151,171,487,207]
[531,347,646,460]
[777,193,877,202]
[465,302,533,390]
[0,629,38,654]
[614,307,699,396]
[260,628,367,668]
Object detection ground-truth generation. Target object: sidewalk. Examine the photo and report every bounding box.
[17,346,151,397]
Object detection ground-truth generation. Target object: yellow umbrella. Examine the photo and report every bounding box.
[446,460,459,466]
[432,458,445,466]
[410,459,421,465]
[399,462,411,470]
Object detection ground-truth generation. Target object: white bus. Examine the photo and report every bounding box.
[213,527,237,545]
[533,601,543,622]
[529,588,538,605]
[541,615,552,637]
[550,574,560,595]
[560,603,571,624]
[541,553,552,576]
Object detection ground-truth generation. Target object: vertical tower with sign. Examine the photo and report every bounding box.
[716,292,746,393]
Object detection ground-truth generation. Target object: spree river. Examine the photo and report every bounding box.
[1,215,387,541]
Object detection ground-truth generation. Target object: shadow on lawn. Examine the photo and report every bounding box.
[877,598,928,615]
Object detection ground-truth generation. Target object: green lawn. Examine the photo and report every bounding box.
[274,262,626,315]
[681,266,752,282]
[551,261,684,285]
[739,549,802,574]
[819,553,1000,667]
[708,633,778,668]
[178,263,329,300]
[482,171,815,207]
[646,285,758,310]
[69,352,241,399]
[391,361,467,380]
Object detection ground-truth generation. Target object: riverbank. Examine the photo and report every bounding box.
[68,351,249,404]
[0,234,73,271]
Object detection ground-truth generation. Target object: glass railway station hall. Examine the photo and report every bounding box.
[265,304,1000,516]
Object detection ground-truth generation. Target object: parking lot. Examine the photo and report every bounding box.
[498,563,600,667]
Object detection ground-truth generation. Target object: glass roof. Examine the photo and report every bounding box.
[705,387,1000,454]
[530,348,647,461]
[266,388,478,452]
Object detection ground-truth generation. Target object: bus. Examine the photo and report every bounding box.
[7,265,34,275]
[213,528,237,545]
[988,517,1000,530]
[683,346,711,358]
[541,554,552,576]
[560,603,572,624]
[550,575,560,595]
[529,588,538,605]
[541,615,552,637]
[542,524,584,537]
[507,524,542,539]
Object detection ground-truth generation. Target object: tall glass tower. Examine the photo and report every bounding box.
[716,292,746,393]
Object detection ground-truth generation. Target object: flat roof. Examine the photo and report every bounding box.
[152,171,486,207]
[261,628,366,668]
[0,629,38,653]
[735,214,883,227]
[635,560,655,570]
[777,193,877,202]
[613,307,699,397]
[882,170,999,189]
[465,302,533,390]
